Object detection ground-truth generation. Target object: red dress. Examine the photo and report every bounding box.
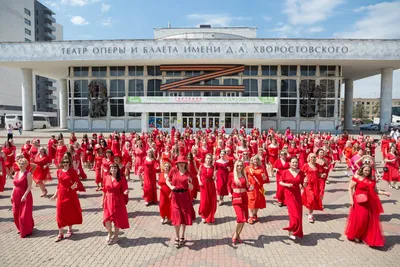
[345,177,385,247]
[101,158,113,184]
[316,160,329,198]
[54,145,67,166]
[47,138,57,161]
[122,147,132,171]
[228,174,249,223]
[3,146,15,169]
[0,157,6,192]
[246,166,266,209]
[56,168,85,228]
[32,154,52,183]
[281,169,304,238]
[143,159,158,203]
[198,165,217,223]
[382,153,399,182]
[268,146,279,165]
[12,171,34,237]
[102,175,129,229]
[74,150,87,180]
[301,164,323,211]
[188,160,199,200]
[94,153,104,184]
[133,148,145,175]
[170,170,195,226]
[215,161,230,196]
[158,173,171,220]
[111,140,121,156]
[273,159,290,204]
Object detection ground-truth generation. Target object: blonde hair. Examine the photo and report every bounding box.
[251,155,261,167]
[233,160,249,187]
[307,153,317,162]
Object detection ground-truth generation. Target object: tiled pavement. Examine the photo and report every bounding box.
[0,133,399,267]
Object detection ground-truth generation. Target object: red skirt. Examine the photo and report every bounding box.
[159,185,171,219]
[232,192,249,223]
[198,181,217,223]
[171,190,195,226]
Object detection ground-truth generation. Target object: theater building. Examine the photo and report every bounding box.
[0,26,399,132]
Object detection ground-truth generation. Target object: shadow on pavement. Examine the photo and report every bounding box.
[128,210,160,218]
[298,232,342,246]
[116,236,170,248]
[324,203,351,210]
[186,237,236,250]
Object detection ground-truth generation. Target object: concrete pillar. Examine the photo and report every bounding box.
[141,112,148,133]
[21,68,33,131]
[255,113,262,130]
[59,79,68,129]
[343,79,353,131]
[177,112,183,131]
[380,68,393,131]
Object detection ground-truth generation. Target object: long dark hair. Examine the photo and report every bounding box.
[109,163,121,182]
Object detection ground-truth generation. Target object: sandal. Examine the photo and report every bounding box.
[40,189,48,198]
[179,237,185,246]
[65,231,73,238]
[55,234,64,242]
[394,185,400,190]
[174,238,180,248]
[232,237,237,245]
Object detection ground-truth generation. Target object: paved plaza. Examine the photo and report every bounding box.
[0,130,399,267]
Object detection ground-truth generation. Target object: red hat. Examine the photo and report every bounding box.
[114,153,121,158]
[92,133,97,137]
[175,155,188,164]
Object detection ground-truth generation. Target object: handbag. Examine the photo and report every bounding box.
[232,197,242,205]
[383,167,389,172]
[355,194,368,203]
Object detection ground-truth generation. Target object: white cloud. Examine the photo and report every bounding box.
[268,23,301,37]
[283,0,344,25]
[71,16,89,25]
[186,14,251,27]
[334,1,400,39]
[101,2,111,13]
[44,1,60,10]
[102,17,112,26]
[263,16,272,21]
[308,26,324,33]
[61,0,100,6]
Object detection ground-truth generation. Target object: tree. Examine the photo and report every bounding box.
[372,101,380,117]
[353,104,367,119]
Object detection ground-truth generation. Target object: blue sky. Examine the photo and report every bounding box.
[44,0,400,98]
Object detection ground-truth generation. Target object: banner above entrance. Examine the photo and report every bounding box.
[126,96,277,104]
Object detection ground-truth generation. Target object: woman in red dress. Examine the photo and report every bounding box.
[301,153,323,223]
[32,147,52,197]
[69,132,77,145]
[21,140,32,161]
[54,139,67,168]
[246,156,267,224]
[81,134,89,168]
[382,144,399,189]
[133,140,146,187]
[166,156,195,248]
[73,143,87,180]
[94,145,105,191]
[52,153,85,242]
[11,158,34,238]
[47,135,57,163]
[122,141,132,180]
[198,154,217,224]
[111,135,121,156]
[102,163,129,245]
[215,149,231,205]
[256,147,269,183]
[280,157,305,240]
[3,141,15,179]
[229,160,253,245]
[267,139,279,176]
[187,152,199,200]
[158,162,172,224]
[0,150,6,193]
[198,140,210,163]
[143,149,159,206]
[273,151,290,206]
[29,140,39,163]
[345,164,391,247]
[316,149,329,204]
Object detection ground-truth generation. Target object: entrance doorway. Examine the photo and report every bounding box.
[182,113,220,129]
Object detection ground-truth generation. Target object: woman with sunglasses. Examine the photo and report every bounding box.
[52,153,85,242]
[273,151,290,207]
[345,164,390,247]
[102,163,129,245]
[280,157,305,240]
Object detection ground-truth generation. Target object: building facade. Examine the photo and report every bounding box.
[0,26,399,132]
[340,98,400,120]
[0,0,62,126]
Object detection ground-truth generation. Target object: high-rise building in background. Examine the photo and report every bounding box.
[0,0,63,126]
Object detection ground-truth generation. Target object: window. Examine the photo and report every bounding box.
[183,91,201,96]
[204,92,221,96]
[73,67,89,77]
[281,79,297,97]
[92,67,107,77]
[320,80,336,98]
[299,79,316,98]
[243,79,258,97]
[110,80,125,97]
[319,66,336,77]
[244,66,258,76]
[110,99,124,117]
[165,71,181,77]
[280,99,297,117]
[281,65,297,76]
[148,113,168,128]
[128,66,144,76]
[185,71,201,77]
[36,28,39,34]
[24,8,31,16]
[225,113,254,128]
[74,80,89,98]
[128,80,144,96]
[239,113,254,128]
[319,100,335,117]
[147,79,162,96]
[300,66,316,76]
[225,113,232,128]
[261,79,278,97]
[110,66,125,76]
[24,18,31,26]
[205,79,219,85]
[262,113,277,118]
[147,66,161,76]
[74,99,89,117]
[222,92,237,97]
[25,28,31,35]
[128,112,141,117]
[300,99,316,117]
[223,79,239,85]
[25,38,31,42]
[261,65,278,76]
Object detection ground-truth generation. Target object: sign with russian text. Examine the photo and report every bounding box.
[126,96,276,104]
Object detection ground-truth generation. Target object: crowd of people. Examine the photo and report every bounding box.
[0,126,397,248]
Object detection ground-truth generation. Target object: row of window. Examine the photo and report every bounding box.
[71,79,338,98]
[72,65,341,78]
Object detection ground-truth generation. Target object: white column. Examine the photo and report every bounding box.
[141,112,148,133]
[21,68,33,131]
[220,112,225,128]
[177,112,183,131]
[59,79,68,129]
[380,68,393,131]
[255,113,262,130]
[343,79,353,131]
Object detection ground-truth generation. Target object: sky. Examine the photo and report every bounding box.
[44,0,400,98]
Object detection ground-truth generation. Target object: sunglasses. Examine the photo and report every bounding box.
[62,161,70,164]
